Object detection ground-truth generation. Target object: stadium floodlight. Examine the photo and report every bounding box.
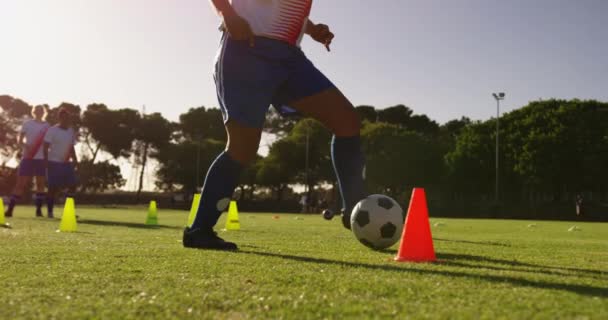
[492,92,506,203]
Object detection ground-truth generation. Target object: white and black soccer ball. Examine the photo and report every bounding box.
[350,194,405,250]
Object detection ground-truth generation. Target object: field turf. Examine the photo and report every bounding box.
[1,206,606,319]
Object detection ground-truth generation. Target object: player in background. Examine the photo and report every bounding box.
[43,108,79,218]
[184,0,367,250]
[4,105,51,218]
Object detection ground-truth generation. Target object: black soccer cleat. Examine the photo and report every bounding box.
[4,209,12,218]
[183,227,238,251]
[322,209,335,220]
[341,209,351,230]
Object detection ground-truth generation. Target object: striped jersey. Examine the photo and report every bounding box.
[230,0,313,46]
[21,119,50,160]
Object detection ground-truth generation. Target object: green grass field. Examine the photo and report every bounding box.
[1,205,606,319]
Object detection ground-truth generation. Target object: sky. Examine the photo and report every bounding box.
[1,0,607,191]
[2,0,607,124]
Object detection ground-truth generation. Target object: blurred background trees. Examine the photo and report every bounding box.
[1,94,607,219]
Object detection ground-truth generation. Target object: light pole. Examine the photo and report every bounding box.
[492,92,505,202]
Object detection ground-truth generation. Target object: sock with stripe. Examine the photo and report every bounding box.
[190,152,243,231]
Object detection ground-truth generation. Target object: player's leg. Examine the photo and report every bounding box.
[5,176,28,217]
[5,159,37,217]
[289,89,366,229]
[183,36,281,250]
[184,121,262,250]
[46,162,61,218]
[46,187,57,219]
[33,160,48,217]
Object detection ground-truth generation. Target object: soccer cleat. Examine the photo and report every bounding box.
[322,209,335,220]
[182,227,238,251]
[36,210,43,217]
[341,208,351,230]
[4,208,13,218]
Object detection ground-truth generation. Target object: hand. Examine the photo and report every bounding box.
[308,23,334,51]
[223,13,255,47]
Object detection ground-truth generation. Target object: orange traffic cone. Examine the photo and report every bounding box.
[395,188,436,262]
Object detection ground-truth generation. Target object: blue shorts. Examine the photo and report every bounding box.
[214,35,335,128]
[47,162,78,189]
[18,159,46,177]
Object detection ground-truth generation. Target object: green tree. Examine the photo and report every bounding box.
[362,122,444,197]
[78,160,126,192]
[155,139,225,192]
[355,105,377,123]
[134,112,173,198]
[81,104,139,162]
[178,107,226,142]
[0,95,32,157]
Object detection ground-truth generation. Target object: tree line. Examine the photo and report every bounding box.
[1,94,607,218]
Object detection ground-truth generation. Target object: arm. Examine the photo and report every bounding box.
[209,0,237,17]
[16,132,25,156]
[70,146,78,167]
[209,0,255,46]
[305,19,334,51]
[43,142,50,166]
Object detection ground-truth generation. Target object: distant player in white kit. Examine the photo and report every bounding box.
[43,108,79,218]
[4,105,51,218]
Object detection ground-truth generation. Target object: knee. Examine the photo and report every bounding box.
[334,108,361,137]
[227,144,258,166]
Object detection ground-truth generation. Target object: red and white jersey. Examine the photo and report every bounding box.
[231,0,313,46]
[21,119,50,160]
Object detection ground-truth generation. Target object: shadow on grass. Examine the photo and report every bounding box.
[78,219,182,230]
[381,249,604,278]
[436,252,606,278]
[240,250,607,298]
[434,238,512,247]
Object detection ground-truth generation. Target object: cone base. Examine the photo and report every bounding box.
[57,229,77,233]
[394,256,437,263]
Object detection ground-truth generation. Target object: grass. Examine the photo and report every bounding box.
[1,205,607,319]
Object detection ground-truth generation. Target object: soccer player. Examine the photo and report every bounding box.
[183,0,367,250]
[4,105,51,218]
[43,108,79,218]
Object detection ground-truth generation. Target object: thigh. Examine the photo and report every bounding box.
[289,88,360,137]
[12,175,29,194]
[34,175,47,192]
[275,52,360,137]
[215,36,288,129]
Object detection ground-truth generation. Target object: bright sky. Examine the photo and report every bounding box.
[2,0,607,125]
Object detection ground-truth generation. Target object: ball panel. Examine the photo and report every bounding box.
[380,222,397,239]
[355,210,370,227]
[377,197,394,210]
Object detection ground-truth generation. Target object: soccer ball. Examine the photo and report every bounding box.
[350,194,404,250]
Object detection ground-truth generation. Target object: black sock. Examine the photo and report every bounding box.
[47,197,55,216]
[7,194,20,213]
[190,152,243,230]
[35,193,46,214]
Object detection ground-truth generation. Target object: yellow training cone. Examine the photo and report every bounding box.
[146,201,158,226]
[186,194,201,227]
[224,201,240,231]
[0,197,8,227]
[59,197,77,232]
